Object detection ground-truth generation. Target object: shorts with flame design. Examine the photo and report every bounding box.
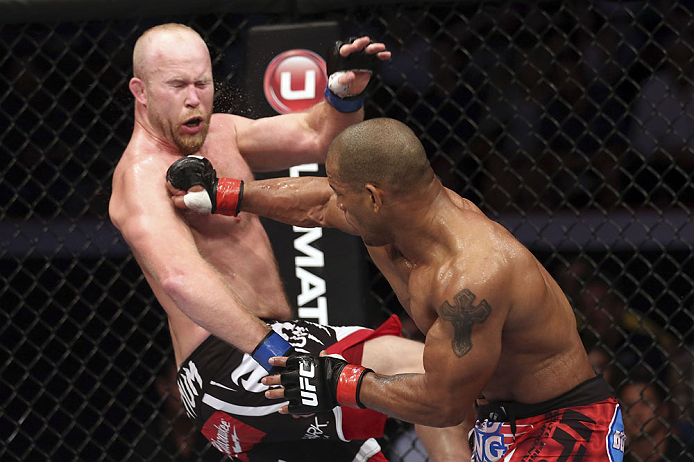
[473,375,625,462]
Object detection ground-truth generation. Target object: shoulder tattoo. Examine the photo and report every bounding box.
[439,288,491,357]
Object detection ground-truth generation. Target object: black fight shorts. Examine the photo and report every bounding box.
[177,316,402,462]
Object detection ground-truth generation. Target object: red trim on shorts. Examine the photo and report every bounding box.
[325,314,403,360]
[325,315,403,441]
[368,451,388,462]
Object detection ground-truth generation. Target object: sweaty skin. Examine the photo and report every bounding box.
[112,29,476,461]
[183,119,597,428]
[121,28,469,458]
[109,25,388,366]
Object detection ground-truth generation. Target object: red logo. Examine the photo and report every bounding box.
[263,49,327,114]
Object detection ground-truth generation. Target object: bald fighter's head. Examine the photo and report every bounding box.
[326,118,434,194]
[130,24,213,155]
[325,118,436,247]
[133,23,209,83]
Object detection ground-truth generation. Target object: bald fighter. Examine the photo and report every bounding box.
[111,24,468,461]
[170,118,626,461]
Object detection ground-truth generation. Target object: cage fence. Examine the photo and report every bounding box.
[1,1,693,461]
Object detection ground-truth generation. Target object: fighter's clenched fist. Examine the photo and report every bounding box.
[262,353,372,415]
[166,155,243,216]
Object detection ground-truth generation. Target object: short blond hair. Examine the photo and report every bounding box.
[132,23,204,81]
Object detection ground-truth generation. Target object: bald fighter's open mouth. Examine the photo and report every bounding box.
[183,116,203,127]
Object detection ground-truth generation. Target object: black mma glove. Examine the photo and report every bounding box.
[324,38,381,113]
[280,354,373,415]
[166,155,243,216]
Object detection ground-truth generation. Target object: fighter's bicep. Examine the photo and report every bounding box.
[435,287,498,359]
[116,173,197,261]
[424,286,504,396]
[233,113,319,169]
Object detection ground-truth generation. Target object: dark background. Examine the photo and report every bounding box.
[1,1,693,461]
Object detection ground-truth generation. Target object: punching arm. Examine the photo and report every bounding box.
[168,159,354,234]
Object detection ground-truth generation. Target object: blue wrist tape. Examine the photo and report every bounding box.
[252,331,292,372]
[324,87,365,113]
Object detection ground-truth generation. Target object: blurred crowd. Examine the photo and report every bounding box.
[554,255,694,461]
[372,1,694,213]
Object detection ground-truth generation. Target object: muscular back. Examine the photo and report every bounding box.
[110,113,291,365]
[367,189,594,405]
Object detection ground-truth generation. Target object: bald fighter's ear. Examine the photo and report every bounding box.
[365,184,383,212]
[129,77,147,105]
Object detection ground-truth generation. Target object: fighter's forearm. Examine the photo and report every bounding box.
[358,372,470,428]
[241,177,345,230]
[160,262,271,353]
[304,101,363,154]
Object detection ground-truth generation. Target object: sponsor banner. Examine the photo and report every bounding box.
[243,22,370,327]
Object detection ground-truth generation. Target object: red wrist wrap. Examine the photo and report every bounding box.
[216,178,244,216]
[336,364,371,409]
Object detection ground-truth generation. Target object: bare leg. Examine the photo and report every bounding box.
[415,419,473,462]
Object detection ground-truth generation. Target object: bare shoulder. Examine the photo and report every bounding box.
[110,147,172,225]
[114,148,169,187]
[210,112,240,128]
[210,112,249,139]
[433,203,533,316]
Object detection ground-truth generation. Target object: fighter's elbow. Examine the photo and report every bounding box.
[296,134,326,164]
[421,388,472,427]
[159,270,191,302]
[428,405,468,428]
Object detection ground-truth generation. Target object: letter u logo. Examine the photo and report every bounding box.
[301,390,318,406]
[280,70,316,100]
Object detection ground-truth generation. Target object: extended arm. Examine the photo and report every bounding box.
[167,157,354,233]
[241,177,352,231]
[110,160,291,368]
[234,37,391,171]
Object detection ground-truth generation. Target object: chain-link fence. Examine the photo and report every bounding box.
[2,1,693,461]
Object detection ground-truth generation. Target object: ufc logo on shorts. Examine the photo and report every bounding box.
[299,362,318,406]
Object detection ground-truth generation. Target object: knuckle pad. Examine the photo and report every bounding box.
[166,156,214,190]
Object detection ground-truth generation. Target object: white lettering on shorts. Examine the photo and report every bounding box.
[474,421,510,462]
[303,416,330,440]
[613,430,626,452]
[178,361,203,419]
[231,354,270,393]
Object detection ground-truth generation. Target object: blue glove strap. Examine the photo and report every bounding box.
[324,87,365,113]
[252,331,292,372]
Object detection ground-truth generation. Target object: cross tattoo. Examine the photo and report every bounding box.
[439,288,491,357]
